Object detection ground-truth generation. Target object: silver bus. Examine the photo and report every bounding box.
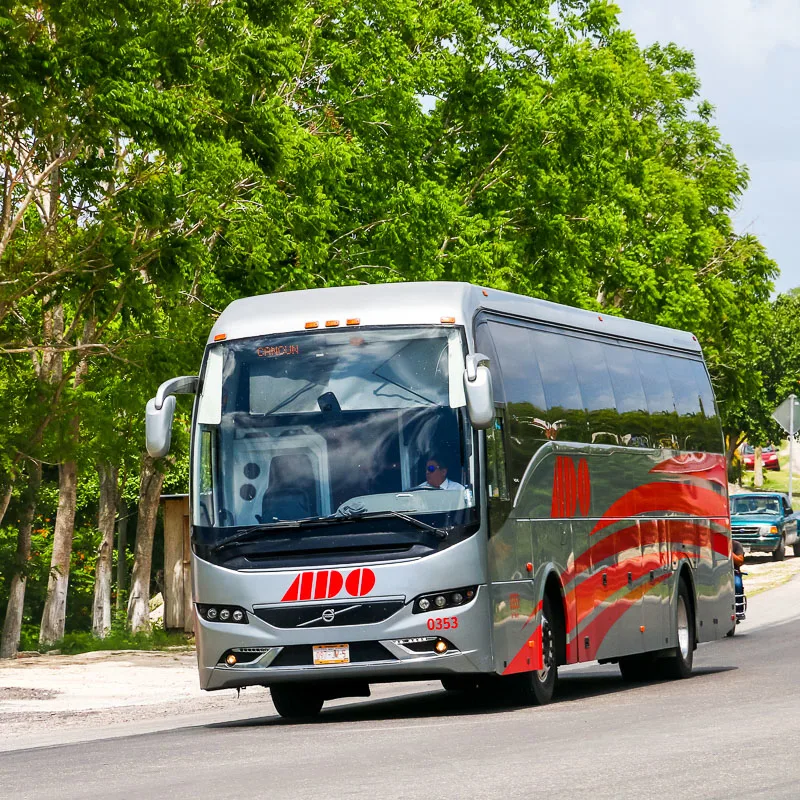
[146,282,734,718]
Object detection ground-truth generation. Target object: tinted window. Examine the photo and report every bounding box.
[606,346,648,414]
[569,338,615,411]
[605,346,650,447]
[530,329,583,413]
[485,322,550,484]
[488,323,546,409]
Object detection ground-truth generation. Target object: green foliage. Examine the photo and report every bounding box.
[0,0,785,641]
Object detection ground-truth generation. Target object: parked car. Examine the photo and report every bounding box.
[729,492,800,560]
[739,443,780,471]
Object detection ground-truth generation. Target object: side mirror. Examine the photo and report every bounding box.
[145,375,199,458]
[463,353,494,430]
[146,395,176,458]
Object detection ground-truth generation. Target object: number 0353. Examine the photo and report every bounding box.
[426,616,458,631]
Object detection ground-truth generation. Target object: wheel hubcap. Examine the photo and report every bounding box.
[538,615,554,682]
[677,596,689,659]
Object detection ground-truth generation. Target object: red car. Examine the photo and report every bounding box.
[740,444,780,471]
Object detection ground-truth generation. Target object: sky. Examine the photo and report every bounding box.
[614,0,800,293]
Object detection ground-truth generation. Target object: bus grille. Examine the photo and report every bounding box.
[253,600,404,629]
[269,641,396,668]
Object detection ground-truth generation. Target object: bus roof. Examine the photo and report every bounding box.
[208,282,702,353]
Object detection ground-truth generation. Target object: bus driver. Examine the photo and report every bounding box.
[417,455,464,491]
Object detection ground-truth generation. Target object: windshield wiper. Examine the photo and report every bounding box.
[325,509,449,540]
[209,521,303,552]
[209,509,449,552]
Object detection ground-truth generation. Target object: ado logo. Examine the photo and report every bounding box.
[281,568,376,602]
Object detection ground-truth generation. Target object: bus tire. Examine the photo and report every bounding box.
[793,541,800,557]
[270,685,324,720]
[504,594,559,706]
[773,535,786,561]
[657,579,695,680]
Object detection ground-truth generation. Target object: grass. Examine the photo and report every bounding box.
[18,625,194,655]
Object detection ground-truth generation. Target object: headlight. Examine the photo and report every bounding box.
[197,604,249,624]
[412,586,477,614]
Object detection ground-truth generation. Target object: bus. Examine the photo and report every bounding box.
[146,282,734,718]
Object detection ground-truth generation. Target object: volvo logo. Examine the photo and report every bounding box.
[297,604,360,628]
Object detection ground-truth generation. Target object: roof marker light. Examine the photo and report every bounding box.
[305,321,319,329]
[214,333,227,342]
[325,320,339,327]
[440,316,455,324]
[346,318,360,326]
[482,290,489,297]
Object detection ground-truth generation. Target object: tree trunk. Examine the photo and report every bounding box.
[0,482,13,531]
[0,464,42,658]
[38,316,93,647]
[127,455,165,633]
[39,458,78,646]
[116,501,129,612]
[91,463,119,637]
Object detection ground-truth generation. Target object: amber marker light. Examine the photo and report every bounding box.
[325,320,340,327]
[225,654,238,666]
[213,333,227,342]
[346,318,360,326]
[434,640,448,654]
[305,321,319,329]
[440,316,456,324]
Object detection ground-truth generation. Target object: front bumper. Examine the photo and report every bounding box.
[732,533,781,552]
[196,586,494,691]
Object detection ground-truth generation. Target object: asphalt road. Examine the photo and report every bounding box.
[3,587,800,800]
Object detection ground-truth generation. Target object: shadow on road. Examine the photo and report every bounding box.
[206,664,736,729]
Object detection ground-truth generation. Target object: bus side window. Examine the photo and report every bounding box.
[486,416,509,501]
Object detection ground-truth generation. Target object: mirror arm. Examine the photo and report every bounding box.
[465,352,490,382]
[155,375,199,410]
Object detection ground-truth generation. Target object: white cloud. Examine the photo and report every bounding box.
[621,0,800,71]
[615,0,800,291]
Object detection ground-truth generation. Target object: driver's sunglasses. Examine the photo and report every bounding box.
[427,464,443,472]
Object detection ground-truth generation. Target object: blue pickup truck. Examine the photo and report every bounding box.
[729,492,800,561]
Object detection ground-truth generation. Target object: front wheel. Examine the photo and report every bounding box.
[270,685,324,720]
[773,535,786,562]
[657,580,695,680]
[503,595,559,706]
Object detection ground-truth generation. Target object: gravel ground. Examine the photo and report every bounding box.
[0,648,271,748]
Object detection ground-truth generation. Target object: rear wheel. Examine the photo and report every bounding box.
[270,685,324,720]
[792,541,800,557]
[657,579,695,680]
[773,535,786,562]
[726,625,736,638]
[503,594,559,706]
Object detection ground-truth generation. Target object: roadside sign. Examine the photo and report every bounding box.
[772,395,800,435]
[772,394,800,503]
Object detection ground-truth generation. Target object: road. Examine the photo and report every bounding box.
[3,581,800,800]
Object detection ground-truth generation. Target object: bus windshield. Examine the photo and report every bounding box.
[191,327,475,533]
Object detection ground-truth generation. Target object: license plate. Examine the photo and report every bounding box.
[312,644,350,665]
